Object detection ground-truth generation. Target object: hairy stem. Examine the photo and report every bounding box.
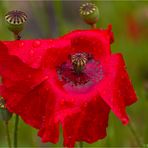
[14,114,19,148]
[14,34,21,40]
[13,32,21,148]
[91,23,97,29]
[79,141,83,148]
[5,121,12,148]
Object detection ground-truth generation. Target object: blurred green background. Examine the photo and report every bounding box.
[0,0,148,147]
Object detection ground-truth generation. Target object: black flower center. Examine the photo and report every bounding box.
[57,52,104,93]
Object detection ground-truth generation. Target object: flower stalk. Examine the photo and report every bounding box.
[14,115,19,148]
[128,121,143,146]
[78,141,83,148]
[4,121,12,148]
[0,97,12,147]
[14,34,21,40]
[91,23,97,29]
[13,32,20,148]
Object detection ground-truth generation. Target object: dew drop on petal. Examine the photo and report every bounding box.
[122,117,129,125]
[30,49,34,54]
[83,102,87,107]
[38,56,42,60]
[46,88,49,91]
[28,74,31,78]
[19,41,24,47]
[61,99,65,105]
[33,40,41,48]
[68,136,72,139]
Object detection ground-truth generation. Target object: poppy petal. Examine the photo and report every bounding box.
[0,42,49,128]
[98,54,137,125]
[3,40,53,69]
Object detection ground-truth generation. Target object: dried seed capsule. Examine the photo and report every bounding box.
[5,10,27,35]
[80,3,99,26]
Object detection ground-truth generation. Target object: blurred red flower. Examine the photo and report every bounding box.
[0,26,137,147]
[126,7,148,41]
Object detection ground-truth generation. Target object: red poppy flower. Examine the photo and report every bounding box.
[0,26,137,147]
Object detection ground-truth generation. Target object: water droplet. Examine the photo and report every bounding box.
[46,88,49,91]
[44,76,49,79]
[28,74,31,78]
[61,99,65,105]
[122,117,129,125]
[83,102,87,107]
[68,136,72,139]
[30,49,34,54]
[33,40,41,48]
[19,41,24,47]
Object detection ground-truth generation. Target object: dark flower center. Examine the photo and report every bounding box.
[57,52,104,93]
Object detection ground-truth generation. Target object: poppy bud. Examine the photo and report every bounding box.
[0,97,12,121]
[79,3,99,26]
[5,10,27,36]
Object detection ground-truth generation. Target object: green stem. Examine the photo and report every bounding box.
[14,114,19,148]
[91,23,97,29]
[52,0,65,35]
[128,121,143,146]
[79,141,83,148]
[14,34,21,40]
[5,121,12,148]
[13,32,20,148]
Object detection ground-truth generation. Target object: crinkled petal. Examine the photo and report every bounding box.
[36,71,110,147]
[43,27,113,70]
[0,27,137,148]
[3,39,53,69]
[98,54,137,125]
[0,41,49,128]
[2,27,113,70]
[62,97,110,147]
[38,81,60,143]
[62,26,113,60]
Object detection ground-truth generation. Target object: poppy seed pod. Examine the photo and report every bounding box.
[5,10,27,35]
[80,3,99,25]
